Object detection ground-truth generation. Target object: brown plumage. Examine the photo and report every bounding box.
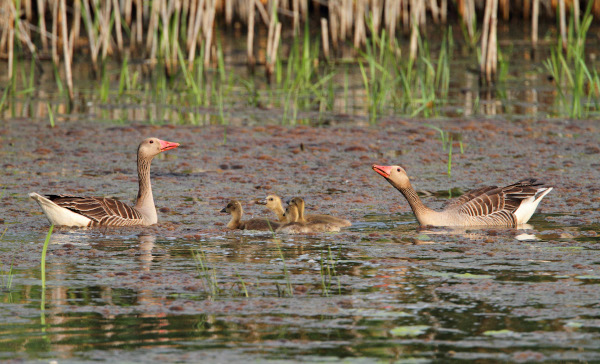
[287,197,351,228]
[276,204,311,234]
[29,137,179,227]
[276,202,341,234]
[372,164,553,227]
[220,200,280,231]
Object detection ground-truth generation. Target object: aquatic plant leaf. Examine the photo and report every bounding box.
[564,321,583,328]
[389,325,429,337]
[575,275,600,280]
[453,273,494,279]
[483,329,519,337]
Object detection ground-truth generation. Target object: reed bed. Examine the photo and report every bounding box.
[2,0,600,90]
[1,0,599,121]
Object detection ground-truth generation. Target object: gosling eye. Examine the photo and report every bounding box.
[149,140,154,144]
[396,168,401,172]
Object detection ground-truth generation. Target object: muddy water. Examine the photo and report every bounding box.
[1,115,599,362]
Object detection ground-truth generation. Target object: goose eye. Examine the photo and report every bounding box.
[149,140,154,144]
[396,168,401,172]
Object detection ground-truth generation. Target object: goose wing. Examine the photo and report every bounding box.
[443,185,498,210]
[46,194,144,227]
[453,179,544,220]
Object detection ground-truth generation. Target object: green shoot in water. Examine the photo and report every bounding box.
[40,224,54,327]
[276,241,293,297]
[0,228,13,291]
[320,245,342,297]
[192,248,221,298]
[47,103,55,128]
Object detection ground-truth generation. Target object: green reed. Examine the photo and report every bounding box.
[40,224,53,323]
[275,241,293,297]
[0,228,13,291]
[192,248,221,298]
[544,2,599,118]
[46,103,55,128]
[0,82,10,113]
[426,124,463,176]
[319,245,341,297]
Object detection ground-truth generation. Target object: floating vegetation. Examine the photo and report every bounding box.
[389,325,430,337]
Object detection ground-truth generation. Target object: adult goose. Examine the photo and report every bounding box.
[372,164,552,227]
[29,137,179,227]
[287,197,351,228]
[220,200,280,231]
[257,195,286,222]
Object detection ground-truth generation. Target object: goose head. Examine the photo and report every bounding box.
[283,204,300,223]
[138,137,180,159]
[220,200,243,214]
[259,195,283,210]
[372,164,411,189]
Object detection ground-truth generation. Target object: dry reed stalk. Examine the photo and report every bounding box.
[25,0,32,21]
[124,0,132,25]
[481,0,498,83]
[402,0,409,33]
[203,0,215,68]
[266,1,276,62]
[135,0,142,46]
[225,0,233,25]
[299,0,307,20]
[159,0,171,70]
[531,0,538,46]
[384,0,398,41]
[488,0,498,82]
[187,0,198,50]
[68,0,81,61]
[100,0,113,59]
[112,0,124,56]
[353,0,365,48]
[409,0,420,61]
[182,0,190,32]
[8,13,14,79]
[51,0,59,64]
[82,0,99,70]
[60,0,74,100]
[266,22,281,80]
[500,0,509,21]
[594,0,600,17]
[293,0,299,35]
[0,17,7,56]
[372,0,382,34]
[559,0,566,51]
[146,0,160,53]
[321,17,330,59]
[429,0,440,24]
[441,0,447,22]
[340,0,349,40]
[329,2,339,49]
[7,0,36,56]
[188,0,205,70]
[247,0,255,69]
[254,0,270,26]
[37,0,49,51]
[480,0,491,75]
[171,0,183,71]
